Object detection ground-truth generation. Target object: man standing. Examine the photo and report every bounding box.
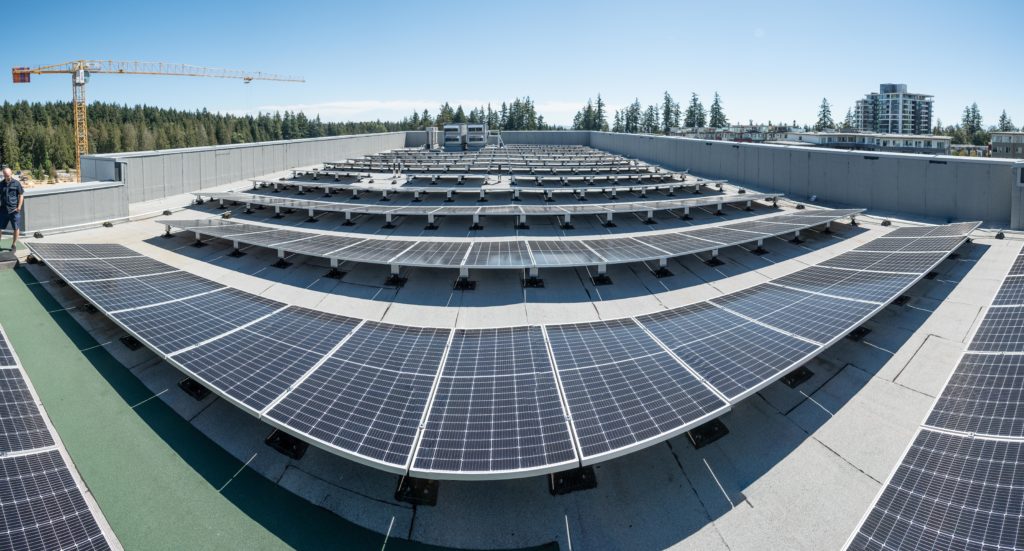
[0,166,24,253]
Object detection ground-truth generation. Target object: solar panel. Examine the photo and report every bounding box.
[462,241,531,268]
[926,353,1024,438]
[968,306,1024,353]
[639,304,818,399]
[850,430,1024,551]
[395,241,472,267]
[713,284,878,345]
[686,226,766,245]
[42,259,134,283]
[412,327,577,475]
[273,235,356,257]
[878,226,936,238]
[0,370,54,454]
[1008,255,1024,276]
[266,322,450,470]
[173,308,360,411]
[528,240,604,267]
[331,239,414,263]
[24,243,109,259]
[545,319,726,461]
[113,289,284,355]
[856,236,965,253]
[0,339,12,367]
[578,238,669,263]
[0,450,109,551]
[993,277,1024,307]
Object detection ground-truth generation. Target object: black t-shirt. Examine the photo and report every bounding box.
[0,178,23,213]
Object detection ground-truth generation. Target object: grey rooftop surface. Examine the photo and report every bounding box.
[17,192,1012,550]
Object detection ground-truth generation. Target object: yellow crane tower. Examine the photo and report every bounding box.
[11,60,304,181]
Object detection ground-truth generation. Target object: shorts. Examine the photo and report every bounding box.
[0,210,20,231]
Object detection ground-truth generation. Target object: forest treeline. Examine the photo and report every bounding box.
[0,98,554,178]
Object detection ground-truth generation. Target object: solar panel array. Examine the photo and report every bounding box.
[164,207,863,271]
[848,240,1024,551]
[0,326,112,550]
[195,190,776,221]
[28,222,973,480]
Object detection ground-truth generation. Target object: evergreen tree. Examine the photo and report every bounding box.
[842,108,855,130]
[683,93,706,128]
[997,110,1017,132]
[708,92,727,128]
[612,110,624,133]
[814,98,834,131]
[594,95,608,131]
[661,91,676,134]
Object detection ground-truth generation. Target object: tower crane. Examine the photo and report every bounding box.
[12,60,304,180]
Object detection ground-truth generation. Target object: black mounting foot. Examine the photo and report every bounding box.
[342,220,355,226]
[790,237,805,244]
[602,221,617,228]
[228,248,246,258]
[265,430,308,460]
[846,326,872,341]
[384,275,407,287]
[119,335,142,351]
[781,366,814,388]
[795,204,805,210]
[216,204,227,210]
[324,268,344,279]
[272,259,292,269]
[395,476,438,506]
[515,223,530,230]
[178,377,211,401]
[192,240,207,248]
[560,223,575,230]
[383,223,396,229]
[823,227,833,234]
[244,208,254,215]
[705,256,724,267]
[453,278,476,291]
[306,217,318,223]
[681,214,693,221]
[162,228,174,239]
[643,218,657,225]
[745,206,753,212]
[549,466,598,496]
[687,419,729,449]
[751,246,768,255]
[714,210,725,216]
[469,224,483,231]
[654,267,674,278]
[893,295,911,306]
[522,277,545,288]
[592,274,613,286]
[272,213,284,219]
[924,271,939,280]
[424,223,439,231]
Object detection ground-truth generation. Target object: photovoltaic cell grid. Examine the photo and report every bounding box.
[0,370,54,454]
[927,354,1024,439]
[546,319,727,461]
[413,327,577,475]
[850,244,1024,550]
[266,322,450,470]
[163,206,860,270]
[850,430,1024,551]
[173,308,360,412]
[0,329,110,550]
[0,450,109,551]
[27,220,974,479]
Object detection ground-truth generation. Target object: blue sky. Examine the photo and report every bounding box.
[2,0,1021,128]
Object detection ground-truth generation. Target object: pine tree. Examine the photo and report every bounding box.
[595,95,607,131]
[683,93,706,128]
[997,110,1017,132]
[661,92,675,134]
[842,108,854,130]
[814,98,834,131]
[708,92,727,128]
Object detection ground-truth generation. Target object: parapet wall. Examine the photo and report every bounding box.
[500,130,1024,228]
